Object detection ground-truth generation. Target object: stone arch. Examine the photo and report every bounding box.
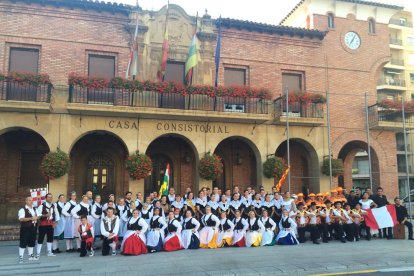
[275,138,319,194]
[338,140,380,191]
[213,136,262,192]
[69,131,129,200]
[145,133,199,195]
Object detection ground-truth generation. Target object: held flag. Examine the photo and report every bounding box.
[30,187,48,208]
[275,167,290,192]
[364,205,398,230]
[159,163,170,197]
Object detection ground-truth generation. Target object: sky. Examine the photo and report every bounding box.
[112,0,414,25]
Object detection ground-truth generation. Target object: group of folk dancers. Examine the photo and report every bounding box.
[18,186,408,263]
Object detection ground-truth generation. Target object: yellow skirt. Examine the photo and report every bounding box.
[218,237,232,248]
[200,232,218,249]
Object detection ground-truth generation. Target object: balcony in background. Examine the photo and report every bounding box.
[377,77,407,91]
[273,97,325,126]
[0,79,52,113]
[390,38,403,46]
[389,19,413,28]
[67,85,270,123]
[368,104,414,130]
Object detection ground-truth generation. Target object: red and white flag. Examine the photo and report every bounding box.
[30,188,48,208]
[364,205,398,230]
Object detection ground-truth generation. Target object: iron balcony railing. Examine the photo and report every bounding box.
[390,59,404,66]
[273,97,324,119]
[377,78,406,87]
[390,38,403,45]
[68,85,269,114]
[0,80,52,102]
[389,19,413,28]
[368,104,414,126]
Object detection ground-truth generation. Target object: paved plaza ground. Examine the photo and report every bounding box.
[1,239,414,276]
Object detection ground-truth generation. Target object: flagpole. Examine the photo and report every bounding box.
[365,93,373,191]
[326,90,333,192]
[214,16,221,88]
[285,86,291,192]
[401,97,412,223]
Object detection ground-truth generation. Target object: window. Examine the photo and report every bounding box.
[368,19,376,34]
[409,54,414,65]
[410,73,414,83]
[224,68,246,86]
[9,47,39,73]
[164,61,185,84]
[282,72,304,93]
[327,13,335,29]
[407,36,414,46]
[400,18,407,26]
[88,55,115,78]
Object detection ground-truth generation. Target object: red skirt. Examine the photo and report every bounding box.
[234,238,246,247]
[163,235,183,252]
[122,235,148,255]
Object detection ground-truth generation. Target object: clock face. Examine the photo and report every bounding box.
[344,31,361,50]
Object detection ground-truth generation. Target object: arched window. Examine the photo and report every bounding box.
[327,13,335,29]
[369,18,376,34]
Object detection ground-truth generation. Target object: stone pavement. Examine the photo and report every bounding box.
[1,239,413,276]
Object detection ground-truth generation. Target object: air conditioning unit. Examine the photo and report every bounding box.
[224,104,245,113]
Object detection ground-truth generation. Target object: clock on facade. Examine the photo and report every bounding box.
[344,31,361,50]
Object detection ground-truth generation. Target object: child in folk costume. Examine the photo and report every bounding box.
[218,194,231,217]
[90,195,102,248]
[332,201,348,243]
[181,210,201,249]
[352,203,367,241]
[216,212,234,247]
[260,209,277,246]
[18,197,38,264]
[305,202,321,244]
[36,193,60,258]
[183,192,196,216]
[343,203,356,242]
[163,210,183,252]
[78,215,94,257]
[100,207,120,256]
[146,207,167,252]
[199,206,220,249]
[318,200,333,243]
[296,202,308,243]
[52,194,66,254]
[71,195,92,252]
[62,191,78,252]
[232,210,248,247]
[276,209,299,245]
[245,211,265,247]
[121,209,148,255]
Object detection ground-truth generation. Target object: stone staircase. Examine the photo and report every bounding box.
[0,224,19,241]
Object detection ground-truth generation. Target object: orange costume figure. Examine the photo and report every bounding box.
[295,193,306,206]
[329,189,341,204]
[316,193,325,209]
[336,187,347,204]
[306,193,317,207]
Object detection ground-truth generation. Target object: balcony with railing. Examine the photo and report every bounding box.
[377,77,407,90]
[67,85,270,123]
[389,19,413,28]
[390,59,405,66]
[273,97,325,126]
[368,103,414,130]
[0,79,52,112]
[389,38,403,46]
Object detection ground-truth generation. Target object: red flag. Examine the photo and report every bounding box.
[364,205,398,230]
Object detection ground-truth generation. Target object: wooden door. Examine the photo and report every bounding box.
[87,152,114,200]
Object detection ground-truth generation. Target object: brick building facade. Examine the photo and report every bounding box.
[0,0,406,222]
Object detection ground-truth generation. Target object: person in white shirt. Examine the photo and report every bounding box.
[359,192,377,240]
[36,193,60,258]
[260,209,277,246]
[245,211,265,247]
[90,195,102,247]
[18,197,38,264]
[199,206,220,249]
[181,210,200,249]
[78,215,95,257]
[217,212,235,247]
[163,210,184,252]
[121,209,148,255]
[232,210,248,247]
[71,195,92,251]
[100,207,120,256]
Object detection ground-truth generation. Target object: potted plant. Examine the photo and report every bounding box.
[125,150,153,180]
[263,156,288,180]
[199,152,223,180]
[40,149,71,179]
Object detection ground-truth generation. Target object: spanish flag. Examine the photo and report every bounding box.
[159,163,170,197]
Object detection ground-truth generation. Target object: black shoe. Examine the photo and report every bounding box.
[356,238,360,242]
[408,237,414,240]
[378,233,383,239]
[313,241,320,244]
[341,239,346,243]
[323,240,329,243]
[66,249,71,253]
[76,249,81,253]
[387,236,393,240]
[366,236,371,241]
